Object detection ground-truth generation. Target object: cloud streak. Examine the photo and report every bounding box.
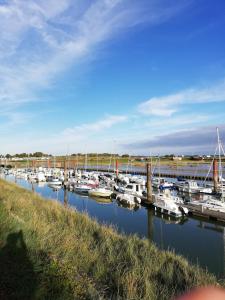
[138,79,225,116]
[62,115,127,137]
[0,0,190,119]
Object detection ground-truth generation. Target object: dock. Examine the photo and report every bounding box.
[183,203,225,223]
[79,167,212,181]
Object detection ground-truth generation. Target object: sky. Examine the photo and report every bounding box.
[0,0,225,155]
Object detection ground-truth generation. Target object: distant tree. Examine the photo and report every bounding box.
[32,152,44,157]
[121,154,129,158]
[5,154,11,159]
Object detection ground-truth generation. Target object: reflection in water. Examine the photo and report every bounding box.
[91,196,112,204]
[147,209,154,241]
[117,201,140,211]
[64,188,68,207]
[147,209,225,278]
[31,182,34,192]
[5,175,225,279]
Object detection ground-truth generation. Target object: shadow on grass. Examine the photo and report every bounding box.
[0,230,36,300]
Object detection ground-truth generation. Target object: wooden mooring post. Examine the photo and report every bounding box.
[116,160,119,178]
[146,163,153,203]
[64,158,68,187]
[213,160,218,193]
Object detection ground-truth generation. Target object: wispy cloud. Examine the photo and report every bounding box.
[62,114,127,137]
[0,114,127,154]
[138,79,225,116]
[0,0,190,117]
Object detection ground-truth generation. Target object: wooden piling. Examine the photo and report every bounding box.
[116,160,119,177]
[146,163,153,203]
[213,160,218,193]
[64,159,68,183]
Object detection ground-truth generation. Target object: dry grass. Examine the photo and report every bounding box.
[0,179,221,299]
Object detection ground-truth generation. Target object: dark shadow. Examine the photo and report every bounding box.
[0,230,37,300]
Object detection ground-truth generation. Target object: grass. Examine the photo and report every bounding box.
[0,179,222,299]
[6,155,217,169]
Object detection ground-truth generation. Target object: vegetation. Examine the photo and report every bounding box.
[0,180,222,299]
[3,152,51,159]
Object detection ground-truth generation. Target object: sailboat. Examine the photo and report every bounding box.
[204,128,225,198]
[186,128,225,217]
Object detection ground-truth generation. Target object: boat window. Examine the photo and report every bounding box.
[126,185,133,189]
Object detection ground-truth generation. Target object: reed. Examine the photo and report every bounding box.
[0,179,221,299]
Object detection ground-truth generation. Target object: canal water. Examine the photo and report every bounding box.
[81,162,223,177]
[6,176,225,279]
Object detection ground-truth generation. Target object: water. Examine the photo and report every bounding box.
[6,176,225,279]
[85,163,216,177]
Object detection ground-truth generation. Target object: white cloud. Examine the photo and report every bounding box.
[0,0,190,113]
[0,114,128,154]
[138,79,225,116]
[62,115,127,136]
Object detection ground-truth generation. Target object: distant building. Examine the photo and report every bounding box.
[191,155,204,161]
[172,156,182,161]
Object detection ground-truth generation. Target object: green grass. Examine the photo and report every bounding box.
[7,155,217,169]
[0,179,222,299]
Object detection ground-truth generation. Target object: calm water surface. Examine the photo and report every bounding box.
[6,175,225,279]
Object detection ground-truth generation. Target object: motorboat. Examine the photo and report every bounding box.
[153,190,188,218]
[88,187,112,198]
[123,183,146,197]
[152,178,174,189]
[116,193,141,205]
[36,172,46,182]
[176,180,213,194]
[48,178,62,187]
[74,184,93,195]
[187,199,225,212]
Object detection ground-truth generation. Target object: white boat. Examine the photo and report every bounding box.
[74,184,93,195]
[88,188,112,198]
[153,190,188,218]
[36,172,46,182]
[153,178,174,189]
[188,199,225,212]
[124,183,146,197]
[48,178,62,186]
[116,193,141,205]
[177,180,212,194]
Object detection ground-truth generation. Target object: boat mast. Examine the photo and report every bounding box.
[217,127,224,199]
[96,153,99,172]
[85,152,88,172]
[217,128,222,180]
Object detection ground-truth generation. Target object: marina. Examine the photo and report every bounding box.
[2,168,225,279]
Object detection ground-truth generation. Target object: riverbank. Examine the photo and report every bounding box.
[0,179,222,299]
[4,155,216,169]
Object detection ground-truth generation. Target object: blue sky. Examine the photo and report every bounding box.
[0,0,225,155]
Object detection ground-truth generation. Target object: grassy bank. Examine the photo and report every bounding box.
[0,180,221,299]
[7,156,215,169]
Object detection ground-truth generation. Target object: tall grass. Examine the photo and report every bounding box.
[0,179,221,299]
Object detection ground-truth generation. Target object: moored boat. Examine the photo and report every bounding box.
[88,187,112,198]
[153,190,188,218]
[74,184,93,195]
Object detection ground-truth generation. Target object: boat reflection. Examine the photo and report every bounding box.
[64,188,68,207]
[117,201,141,211]
[89,196,112,204]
